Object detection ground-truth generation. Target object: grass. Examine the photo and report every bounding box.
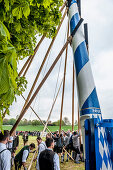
[3,125,78,132]
[12,136,85,170]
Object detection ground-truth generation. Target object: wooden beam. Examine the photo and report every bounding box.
[19,35,45,77]
[41,78,63,136]
[23,35,45,77]
[72,62,75,131]
[60,0,67,12]
[10,35,73,135]
[59,21,69,135]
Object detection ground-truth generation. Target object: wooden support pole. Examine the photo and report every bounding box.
[60,0,67,12]
[59,22,69,135]
[19,35,45,77]
[21,95,51,132]
[78,104,81,146]
[18,56,32,77]
[72,62,75,131]
[2,109,8,119]
[28,147,38,170]
[63,147,74,161]
[23,35,45,77]
[41,78,63,136]
[10,35,73,135]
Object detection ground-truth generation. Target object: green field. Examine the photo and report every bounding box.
[12,136,85,170]
[3,125,78,132]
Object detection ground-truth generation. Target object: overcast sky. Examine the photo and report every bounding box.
[6,0,113,124]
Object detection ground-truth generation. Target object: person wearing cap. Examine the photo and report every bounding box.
[0,130,11,170]
[14,143,35,170]
[39,138,60,170]
[35,136,47,170]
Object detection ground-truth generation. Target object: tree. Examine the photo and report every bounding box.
[52,120,65,126]
[63,117,71,125]
[3,118,9,125]
[32,120,41,126]
[8,118,16,125]
[0,0,63,129]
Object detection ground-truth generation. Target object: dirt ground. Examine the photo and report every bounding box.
[12,136,85,170]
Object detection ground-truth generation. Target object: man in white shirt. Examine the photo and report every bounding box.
[39,138,60,170]
[0,130,11,170]
[35,136,47,170]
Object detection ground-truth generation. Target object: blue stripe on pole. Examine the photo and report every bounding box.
[70,13,79,33]
[68,0,77,8]
[74,41,89,76]
[81,88,100,109]
[80,108,101,116]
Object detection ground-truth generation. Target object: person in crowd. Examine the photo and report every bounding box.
[52,133,59,153]
[39,138,60,170]
[0,130,11,170]
[72,131,81,163]
[12,131,19,153]
[7,135,13,152]
[7,133,14,167]
[11,131,19,166]
[57,134,64,163]
[35,136,47,170]
[56,130,59,137]
[14,143,35,170]
[63,132,70,162]
[37,131,40,137]
[23,131,29,146]
[46,133,52,140]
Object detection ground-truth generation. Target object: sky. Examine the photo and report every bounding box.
[6,0,113,124]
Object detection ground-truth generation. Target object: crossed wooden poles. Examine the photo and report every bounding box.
[8,1,77,136]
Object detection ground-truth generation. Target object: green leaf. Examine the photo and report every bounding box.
[4,0,9,11]
[23,4,30,18]
[12,7,22,19]
[0,21,10,39]
[0,58,10,95]
[12,7,19,16]
[14,22,21,32]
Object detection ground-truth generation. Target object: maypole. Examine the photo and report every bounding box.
[68,0,102,154]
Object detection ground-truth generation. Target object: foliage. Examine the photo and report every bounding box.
[63,117,71,125]
[52,120,65,126]
[0,0,63,129]
[3,118,70,127]
[32,120,42,126]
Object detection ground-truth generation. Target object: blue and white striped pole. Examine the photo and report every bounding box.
[68,0,102,155]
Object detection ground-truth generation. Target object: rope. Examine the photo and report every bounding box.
[53,21,68,101]
[41,77,63,137]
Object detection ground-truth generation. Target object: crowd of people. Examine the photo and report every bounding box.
[0,129,84,170]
